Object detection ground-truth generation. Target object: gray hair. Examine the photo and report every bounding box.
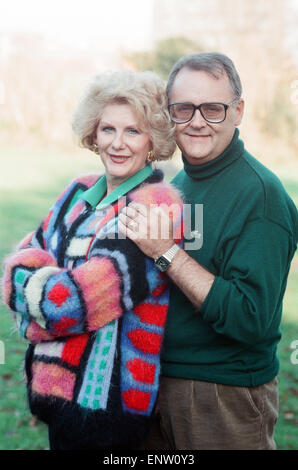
[166,52,242,100]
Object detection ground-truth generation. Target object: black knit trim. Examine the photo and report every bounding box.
[143,168,163,185]
[10,265,35,312]
[53,182,90,231]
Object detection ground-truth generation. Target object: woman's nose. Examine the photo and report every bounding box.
[112,132,126,149]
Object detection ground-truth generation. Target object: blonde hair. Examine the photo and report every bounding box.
[72,70,176,160]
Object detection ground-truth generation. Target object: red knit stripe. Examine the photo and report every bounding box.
[62,333,89,366]
[47,282,71,307]
[126,358,156,384]
[98,200,124,231]
[43,210,53,232]
[174,219,184,244]
[122,389,151,411]
[133,303,167,327]
[52,317,78,335]
[127,329,162,355]
[152,282,168,297]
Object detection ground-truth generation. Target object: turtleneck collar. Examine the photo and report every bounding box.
[182,128,244,180]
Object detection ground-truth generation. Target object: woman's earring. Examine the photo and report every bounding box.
[147,150,156,162]
[92,143,100,155]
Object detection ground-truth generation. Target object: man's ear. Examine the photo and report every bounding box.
[235,98,244,126]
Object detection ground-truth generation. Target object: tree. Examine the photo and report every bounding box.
[126,36,204,79]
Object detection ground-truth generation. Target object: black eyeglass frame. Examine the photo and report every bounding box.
[168,98,239,124]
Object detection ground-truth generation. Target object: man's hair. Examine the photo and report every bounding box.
[166,52,242,101]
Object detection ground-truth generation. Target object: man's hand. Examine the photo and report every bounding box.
[119,202,215,309]
[118,202,175,259]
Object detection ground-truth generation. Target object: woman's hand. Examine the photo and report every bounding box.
[2,248,57,305]
[118,202,176,260]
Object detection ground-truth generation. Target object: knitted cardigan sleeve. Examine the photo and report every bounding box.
[1,175,104,340]
[2,178,184,342]
[3,247,131,339]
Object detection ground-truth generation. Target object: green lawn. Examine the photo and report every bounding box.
[0,147,297,450]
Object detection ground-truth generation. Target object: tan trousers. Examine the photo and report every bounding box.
[142,376,279,450]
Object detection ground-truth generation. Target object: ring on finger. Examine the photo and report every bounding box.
[128,220,138,231]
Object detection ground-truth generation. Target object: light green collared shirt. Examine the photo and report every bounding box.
[80,164,153,210]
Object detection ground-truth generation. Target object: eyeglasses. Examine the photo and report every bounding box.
[168,98,239,124]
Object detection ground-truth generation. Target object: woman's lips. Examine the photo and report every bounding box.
[109,155,131,164]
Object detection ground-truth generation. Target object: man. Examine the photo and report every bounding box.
[119,53,298,450]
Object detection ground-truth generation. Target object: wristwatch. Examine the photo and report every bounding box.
[154,244,180,272]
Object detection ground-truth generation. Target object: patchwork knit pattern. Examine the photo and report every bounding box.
[31,362,76,401]
[12,267,33,316]
[72,256,122,330]
[77,321,118,410]
[3,169,184,447]
[2,248,57,305]
[120,258,169,416]
[42,270,85,334]
[30,333,89,402]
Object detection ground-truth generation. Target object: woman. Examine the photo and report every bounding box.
[2,70,183,450]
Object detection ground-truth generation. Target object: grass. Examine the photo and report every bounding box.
[0,146,297,450]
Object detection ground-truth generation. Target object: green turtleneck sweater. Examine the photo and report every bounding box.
[162,129,298,386]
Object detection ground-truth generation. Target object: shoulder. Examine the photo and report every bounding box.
[56,173,101,202]
[241,152,292,205]
[240,152,297,235]
[129,179,184,208]
[71,173,101,188]
[40,174,101,234]
[44,173,101,226]
[129,178,184,237]
[242,152,283,189]
[48,174,102,215]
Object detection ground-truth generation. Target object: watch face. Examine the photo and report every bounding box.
[155,256,170,272]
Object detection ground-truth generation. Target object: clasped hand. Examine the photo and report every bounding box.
[118,202,175,259]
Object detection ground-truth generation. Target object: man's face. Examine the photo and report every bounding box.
[169,68,244,165]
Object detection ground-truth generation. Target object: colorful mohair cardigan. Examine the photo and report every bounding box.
[2,168,183,449]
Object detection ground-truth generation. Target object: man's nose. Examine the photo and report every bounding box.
[190,108,207,128]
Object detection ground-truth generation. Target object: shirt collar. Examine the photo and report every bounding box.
[80,163,153,210]
[182,128,244,181]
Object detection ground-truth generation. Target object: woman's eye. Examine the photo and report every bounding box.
[101,126,114,132]
[127,128,139,135]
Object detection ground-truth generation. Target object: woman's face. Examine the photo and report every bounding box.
[96,102,152,193]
